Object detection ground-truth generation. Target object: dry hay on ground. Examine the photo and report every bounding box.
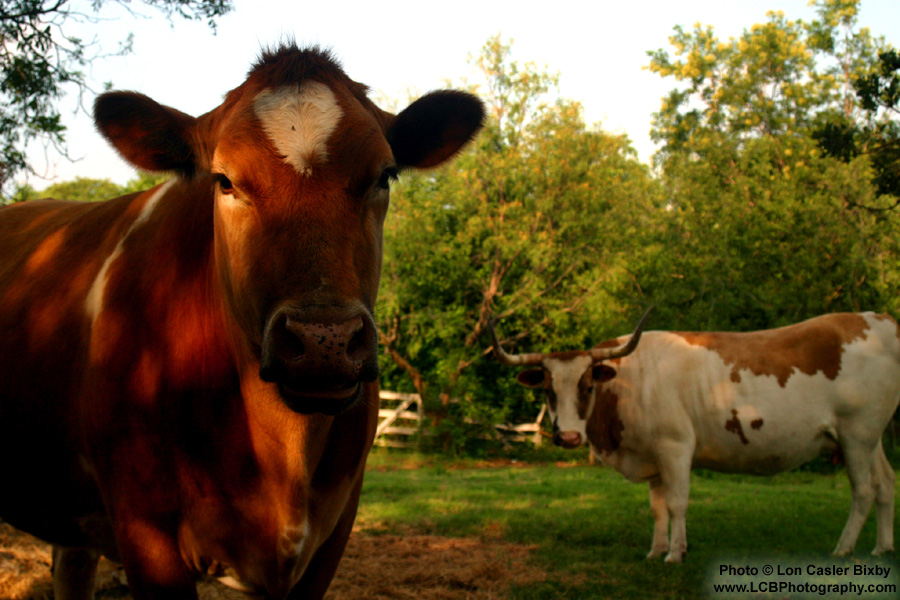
[0,522,545,599]
[0,521,53,600]
[0,521,129,600]
[326,531,545,600]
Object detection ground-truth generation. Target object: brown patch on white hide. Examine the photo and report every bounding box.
[586,387,624,453]
[675,313,870,387]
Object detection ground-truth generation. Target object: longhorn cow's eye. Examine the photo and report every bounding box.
[216,174,235,195]
[377,167,399,191]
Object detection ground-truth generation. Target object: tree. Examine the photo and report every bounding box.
[0,0,232,193]
[815,48,900,200]
[643,0,899,329]
[377,36,659,449]
[41,175,121,201]
[3,181,39,203]
[119,170,171,194]
[856,49,900,113]
[0,169,173,203]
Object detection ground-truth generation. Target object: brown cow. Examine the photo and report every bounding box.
[0,44,483,599]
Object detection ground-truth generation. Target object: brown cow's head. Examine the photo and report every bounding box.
[93,45,484,415]
[488,308,652,447]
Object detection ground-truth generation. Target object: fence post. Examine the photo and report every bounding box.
[532,404,547,447]
[418,394,425,438]
[374,391,423,448]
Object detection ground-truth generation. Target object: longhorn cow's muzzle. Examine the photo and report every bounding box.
[259,303,378,415]
[552,430,584,449]
[549,416,584,448]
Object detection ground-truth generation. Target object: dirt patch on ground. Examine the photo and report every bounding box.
[0,522,53,600]
[326,532,544,599]
[0,522,544,599]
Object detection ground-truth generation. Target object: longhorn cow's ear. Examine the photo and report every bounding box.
[388,90,485,169]
[516,368,546,388]
[592,364,617,383]
[94,91,199,175]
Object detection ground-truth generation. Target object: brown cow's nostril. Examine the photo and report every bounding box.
[346,319,369,362]
[282,316,308,360]
[285,317,356,363]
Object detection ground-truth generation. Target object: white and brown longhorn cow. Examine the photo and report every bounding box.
[489,311,900,563]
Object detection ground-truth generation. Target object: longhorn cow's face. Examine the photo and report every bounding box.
[516,355,618,448]
[489,309,651,447]
[94,47,484,414]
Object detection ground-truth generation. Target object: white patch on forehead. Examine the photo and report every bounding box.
[253,82,343,176]
[545,355,593,436]
[85,180,175,323]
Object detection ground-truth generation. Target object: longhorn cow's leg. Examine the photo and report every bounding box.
[52,546,101,600]
[872,441,895,555]
[833,438,879,556]
[656,443,692,564]
[646,476,670,559]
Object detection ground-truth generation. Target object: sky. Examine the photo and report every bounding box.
[21,0,900,190]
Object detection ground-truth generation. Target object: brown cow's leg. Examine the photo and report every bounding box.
[285,479,363,600]
[112,522,199,600]
[52,546,100,600]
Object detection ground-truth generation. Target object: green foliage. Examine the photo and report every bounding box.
[119,170,172,195]
[643,0,900,330]
[1,170,172,205]
[647,12,827,150]
[378,8,900,443]
[0,0,232,192]
[42,176,122,202]
[0,181,39,203]
[378,36,660,435]
[816,49,900,199]
[423,408,508,458]
[856,49,900,112]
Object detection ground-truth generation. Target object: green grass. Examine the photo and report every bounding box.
[358,448,900,599]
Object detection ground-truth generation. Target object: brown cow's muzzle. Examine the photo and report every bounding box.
[259,304,378,415]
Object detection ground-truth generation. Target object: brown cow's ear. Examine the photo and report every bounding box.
[516,368,546,388]
[592,364,617,383]
[389,90,484,169]
[94,91,198,175]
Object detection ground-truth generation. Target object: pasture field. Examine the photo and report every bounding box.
[357,448,900,599]
[2,447,899,599]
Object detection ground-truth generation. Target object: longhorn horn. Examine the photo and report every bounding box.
[486,318,545,366]
[588,306,654,361]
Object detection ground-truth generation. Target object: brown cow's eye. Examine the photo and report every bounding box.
[377,167,399,190]
[217,174,235,195]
